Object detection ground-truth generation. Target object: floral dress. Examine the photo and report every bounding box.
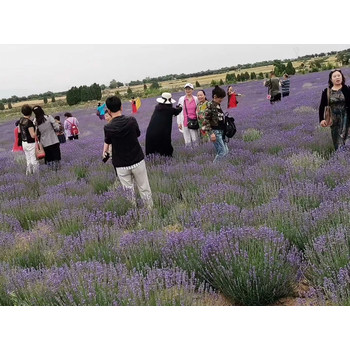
[330,89,349,150]
[196,100,209,142]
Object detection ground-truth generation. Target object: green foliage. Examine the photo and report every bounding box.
[66,83,101,106]
[219,79,224,85]
[285,61,296,75]
[109,79,118,89]
[273,60,286,76]
[210,79,218,87]
[43,97,48,104]
[0,103,4,110]
[150,81,160,89]
[143,84,147,90]
[242,128,263,142]
[195,80,201,87]
[258,72,264,79]
[51,95,56,103]
[8,102,12,109]
[250,72,256,80]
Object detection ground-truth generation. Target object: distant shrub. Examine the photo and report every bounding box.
[242,128,263,142]
[0,103,5,110]
[195,80,200,87]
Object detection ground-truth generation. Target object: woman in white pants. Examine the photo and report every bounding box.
[177,83,199,147]
[18,105,39,175]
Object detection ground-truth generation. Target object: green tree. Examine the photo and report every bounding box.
[127,87,133,96]
[0,102,5,110]
[51,95,56,102]
[258,72,264,79]
[89,83,102,100]
[285,61,296,75]
[109,79,118,89]
[8,102,12,109]
[66,86,81,106]
[80,85,90,102]
[244,72,250,80]
[101,84,106,90]
[117,81,124,88]
[43,96,48,104]
[219,79,224,85]
[236,74,241,82]
[195,80,201,87]
[210,79,218,86]
[250,72,256,80]
[150,81,160,89]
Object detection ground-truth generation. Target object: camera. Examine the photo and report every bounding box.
[102,152,110,163]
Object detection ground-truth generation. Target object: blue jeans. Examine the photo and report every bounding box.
[212,129,228,162]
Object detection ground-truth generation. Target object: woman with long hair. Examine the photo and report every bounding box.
[33,105,61,171]
[319,69,350,151]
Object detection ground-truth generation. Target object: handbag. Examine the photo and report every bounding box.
[184,99,199,130]
[324,88,333,127]
[35,136,45,160]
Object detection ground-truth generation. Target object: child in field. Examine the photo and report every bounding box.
[54,116,66,143]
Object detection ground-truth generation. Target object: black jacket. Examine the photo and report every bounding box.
[104,115,144,168]
[319,85,350,123]
[145,104,182,157]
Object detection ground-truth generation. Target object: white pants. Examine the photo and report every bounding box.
[116,160,153,209]
[182,127,198,146]
[22,141,39,175]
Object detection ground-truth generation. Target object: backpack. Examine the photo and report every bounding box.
[67,119,79,135]
[223,112,237,138]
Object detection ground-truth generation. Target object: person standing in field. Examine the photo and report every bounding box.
[177,83,199,147]
[202,86,229,162]
[103,96,153,209]
[319,69,350,151]
[264,71,281,104]
[33,106,61,171]
[145,92,182,157]
[64,112,79,140]
[130,97,137,114]
[280,74,291,98]
[54,116,66,144]
[12,120,23,152]
[18,105,39,175]
[227,85,241,108]
[196,90,209,143]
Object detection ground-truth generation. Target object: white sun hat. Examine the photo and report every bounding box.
[156,92,176,104]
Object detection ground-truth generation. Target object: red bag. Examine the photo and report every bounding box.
[67,119,79,135]
[35,136,45,160]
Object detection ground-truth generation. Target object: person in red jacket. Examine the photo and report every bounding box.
[12,120,23,152]
[227,85,241,108]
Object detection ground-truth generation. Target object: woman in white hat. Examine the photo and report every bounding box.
[177,83,199,147]
[145,92,182,157]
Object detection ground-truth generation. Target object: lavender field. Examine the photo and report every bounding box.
[1,69,350,306]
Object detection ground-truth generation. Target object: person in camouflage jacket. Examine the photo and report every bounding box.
[202,86,229,162]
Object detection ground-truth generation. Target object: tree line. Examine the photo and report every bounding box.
[66,83,102,106]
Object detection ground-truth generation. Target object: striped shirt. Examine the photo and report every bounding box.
[281,79,290,94]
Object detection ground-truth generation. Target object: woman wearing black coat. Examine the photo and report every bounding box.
[319,69,350,151]
[146,92,182,157]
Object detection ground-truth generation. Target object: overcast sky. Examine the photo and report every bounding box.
[0,44,349,99]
